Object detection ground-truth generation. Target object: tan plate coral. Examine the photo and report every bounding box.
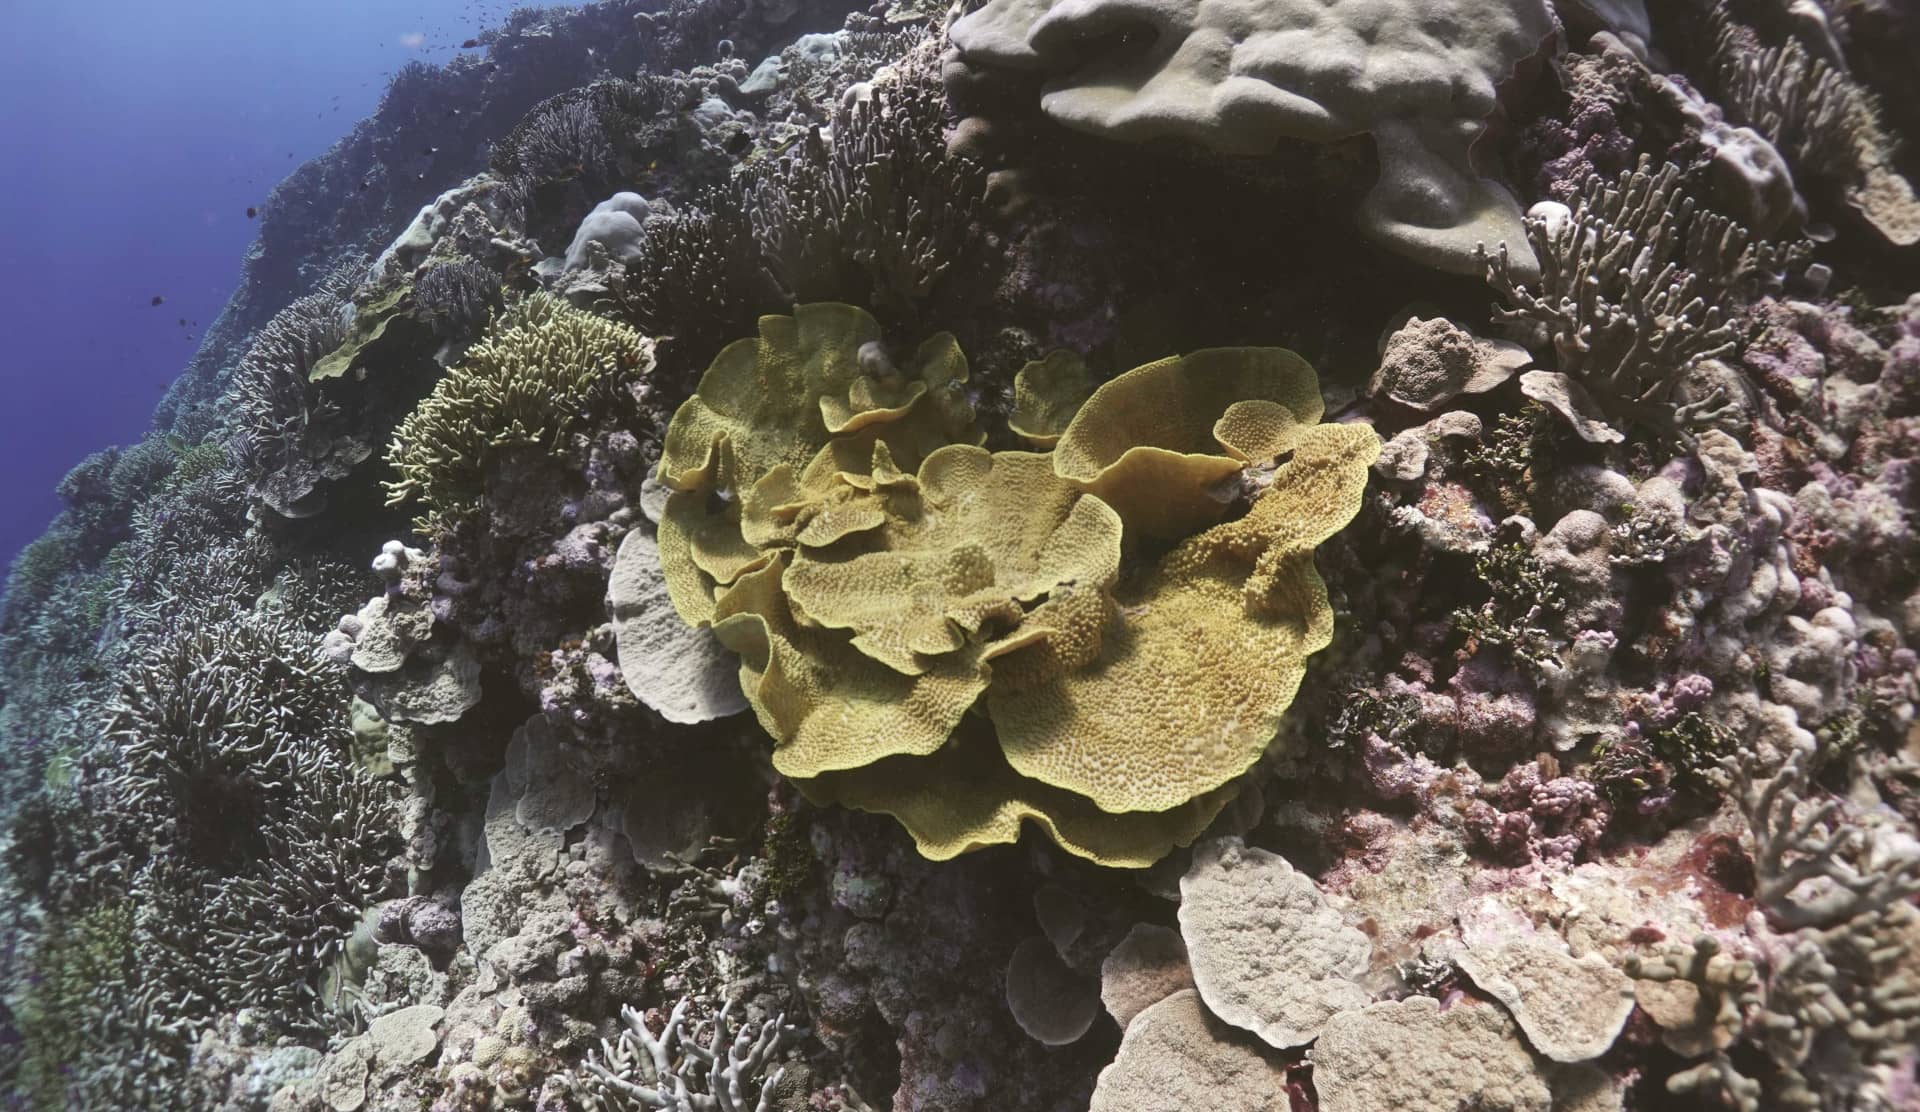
[623,302,1379,866]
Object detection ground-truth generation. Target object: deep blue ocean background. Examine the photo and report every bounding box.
[0,0,583,571]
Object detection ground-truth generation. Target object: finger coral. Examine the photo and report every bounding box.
[626,303,1378,866]
[1481,158,1800,442]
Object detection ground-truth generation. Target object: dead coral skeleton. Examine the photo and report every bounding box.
[579,997,797,1112]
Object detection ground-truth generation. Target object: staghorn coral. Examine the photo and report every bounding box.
[608,52,988,379]
[1482,157,1812,442]
[106,611,354,858]
[12,901,197,1109]
[747,53,989,318]
[576,997,797,1112]
[194,749,402,1027]
[412,256,504,339]
[226,260,371,518]
[1731,739,1920,933]
[1708,4,1920,246]
[385,293,653,532]
[634,303,1377,866]
[495,97,615,187]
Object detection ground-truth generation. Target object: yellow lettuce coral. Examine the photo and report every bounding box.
[634,304,1379,867]
[656,303,981,624]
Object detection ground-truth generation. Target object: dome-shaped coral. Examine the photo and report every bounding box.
[626,303,1379,866]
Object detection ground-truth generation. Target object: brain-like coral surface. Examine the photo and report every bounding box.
[629,304,1379,865]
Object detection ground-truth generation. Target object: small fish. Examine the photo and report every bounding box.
[150,295,164,306]
[177,318,187,326]
[246,206,258,218]
[461,38,481,48]
[424,145,438,156]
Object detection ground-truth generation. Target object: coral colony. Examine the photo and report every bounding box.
[4,1,1920,1110]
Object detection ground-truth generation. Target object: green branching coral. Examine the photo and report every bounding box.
[629,303,1379,866]
[385,293,652,531]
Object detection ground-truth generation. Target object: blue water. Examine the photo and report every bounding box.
[0,0,583,569]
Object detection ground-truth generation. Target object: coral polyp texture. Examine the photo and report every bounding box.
[5,0,1920,1109]
[635,303,1377,865]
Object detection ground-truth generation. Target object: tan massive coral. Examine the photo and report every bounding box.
[625,304,1378,865]
[947,0,1555,277]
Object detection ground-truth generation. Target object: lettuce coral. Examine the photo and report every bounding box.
[628,303,1379,866]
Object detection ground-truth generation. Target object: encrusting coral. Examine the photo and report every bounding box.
[627,303,1378,865]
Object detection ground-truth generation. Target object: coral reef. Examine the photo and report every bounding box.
[4,2,1920,1110]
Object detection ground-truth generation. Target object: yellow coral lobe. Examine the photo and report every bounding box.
[989,422,1380,814]
[1213,399,1305,464]
[711,555,991,779]
[1052,347,1326,538]
[660,305,974,494]
[1009,349,1096,448]
[782,445,1124,675]
[797,719,1239,868]
[654,305,982,623]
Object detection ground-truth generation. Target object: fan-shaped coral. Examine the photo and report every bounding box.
[625,304,1379,866]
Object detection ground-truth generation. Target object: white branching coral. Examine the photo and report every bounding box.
[1627,741,1920,1110]
[579,998,797,1112]
[1734,741,1920,932]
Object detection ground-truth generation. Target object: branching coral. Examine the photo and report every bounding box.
[497,97,615,187]
[631,303,1378,865]
[227,260,370,518]
[747,55,988,317]
[385,293,652,531]
[13,901,195,1109]
[578,997,797,1112]
[1622,740,1920,1110]
[1731,740,1920,933]
[1707,4,1920,246]
[1709,8,1859,178]
[413,256,504,338]
[196,749,401,1025]
[1481,158,1799,441]
[612,54,987,372]
[106,610,354,862]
